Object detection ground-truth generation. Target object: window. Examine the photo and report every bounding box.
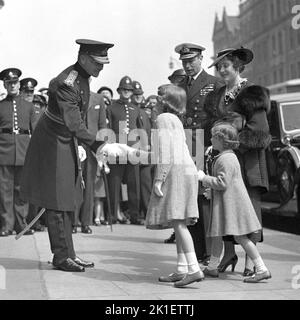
[290,63,297,79]
[278,31,283,55]
[273,70,278,83]
[276,0,281,18]
[289,27,295,50]
[271,2,275,21]
[272,34,277,56]
[279,67,284,82]
[298,62,300,78]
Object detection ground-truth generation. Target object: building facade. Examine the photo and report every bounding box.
[212,0,300,91]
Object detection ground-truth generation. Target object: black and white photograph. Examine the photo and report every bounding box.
[0,0,300,306]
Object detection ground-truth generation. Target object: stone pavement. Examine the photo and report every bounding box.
[0,224,300,300]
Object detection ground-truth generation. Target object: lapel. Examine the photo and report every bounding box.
[187,70,210,101]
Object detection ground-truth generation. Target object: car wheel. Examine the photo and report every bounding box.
[276,155,295,205]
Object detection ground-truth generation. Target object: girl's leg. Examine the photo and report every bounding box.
[173,229,188,275]
[173,220,200,275]
[94,198,101,225]
[234,235,268,274]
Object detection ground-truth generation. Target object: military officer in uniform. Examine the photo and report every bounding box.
[0,68,37,237]
[20,39,114,272]
[106,76,143,225]
[20,77,38,103]
[171,43,224,263]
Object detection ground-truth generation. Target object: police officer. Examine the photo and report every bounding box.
[97,86,113,107]
[168,68,186,86]
[173,43,224,263]
[106,76,143,225]
[38,87,49,105]
[32,94,47,119]
[0,68,37,237]
[131,80,146,107]
[20,39,114,272]
[20,77,38,103]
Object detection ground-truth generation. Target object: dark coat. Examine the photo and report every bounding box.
[0,95,37,165]
[20,63,103,211]
[204,83,271,192]
[232,85,271,192]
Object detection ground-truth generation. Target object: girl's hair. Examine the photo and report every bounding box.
[216,54,245,73]
[211,122,240,150]
[158,84,186,115]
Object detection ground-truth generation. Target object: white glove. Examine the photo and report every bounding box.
[197,169,205,181]
[154,180,163,197]
[78,146,87,162]
[203,188,211,200]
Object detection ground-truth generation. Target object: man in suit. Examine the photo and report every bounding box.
[73,91,107,234]
[20,39,115,272]
[0,68,37,236]
[174,43,224,263]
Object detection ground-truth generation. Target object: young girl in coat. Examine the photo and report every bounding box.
[146,84,204,287]
[198,122,271,283]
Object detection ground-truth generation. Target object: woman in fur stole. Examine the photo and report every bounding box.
[203,48,271,277]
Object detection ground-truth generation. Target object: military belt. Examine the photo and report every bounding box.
[44,108,65,125]
[0,128,30,135]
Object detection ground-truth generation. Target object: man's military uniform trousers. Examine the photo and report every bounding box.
[0,95,37,233]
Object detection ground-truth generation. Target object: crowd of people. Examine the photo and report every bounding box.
[0,38,272,286]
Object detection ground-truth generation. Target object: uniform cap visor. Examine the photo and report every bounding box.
[90,55,110,64]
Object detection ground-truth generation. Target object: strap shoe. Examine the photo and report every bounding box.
[243,270,271,283]
[158,272,186,282]
[174,270,204,287]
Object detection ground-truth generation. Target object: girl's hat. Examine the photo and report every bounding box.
[209,47,253,68]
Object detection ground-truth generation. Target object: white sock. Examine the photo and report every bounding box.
[252,256,268,274]
[185,252,200,274]
[176,253,188,274]
[207,255,220,270]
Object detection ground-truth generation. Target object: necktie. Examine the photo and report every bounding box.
[188,76,194,90]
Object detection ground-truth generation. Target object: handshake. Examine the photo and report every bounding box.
[96,143,148,167]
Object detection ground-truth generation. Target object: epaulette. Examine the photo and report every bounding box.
[64,70,78,87]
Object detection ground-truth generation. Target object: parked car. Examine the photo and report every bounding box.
[263,92,300,214]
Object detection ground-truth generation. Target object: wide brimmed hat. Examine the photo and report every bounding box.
[209,47,253,68]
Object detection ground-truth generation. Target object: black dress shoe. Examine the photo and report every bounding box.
[81,225,92,234]
[33,223,45,232]
[164,232,176,243]
[72,226,77,234]
[0,230,9,237]
[100,220,109,226]
[53,258,85,272]
[24,229,35,235]
[117,218,130,224]
[73,256,94,268]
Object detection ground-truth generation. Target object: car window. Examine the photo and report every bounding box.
[279,101,300,132]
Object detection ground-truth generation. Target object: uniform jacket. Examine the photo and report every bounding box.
[20,62,104,211]
[106,98,143,146]
[179,70,224,131]
[86,91,107,135]
[0,95,37,165]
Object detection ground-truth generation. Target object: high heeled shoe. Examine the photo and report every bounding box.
[218,254,238,273]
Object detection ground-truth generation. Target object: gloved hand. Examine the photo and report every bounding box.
[154,180,163,197]
[78,146,87,162]
[197,169,205,181]
[203,188,211,200]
